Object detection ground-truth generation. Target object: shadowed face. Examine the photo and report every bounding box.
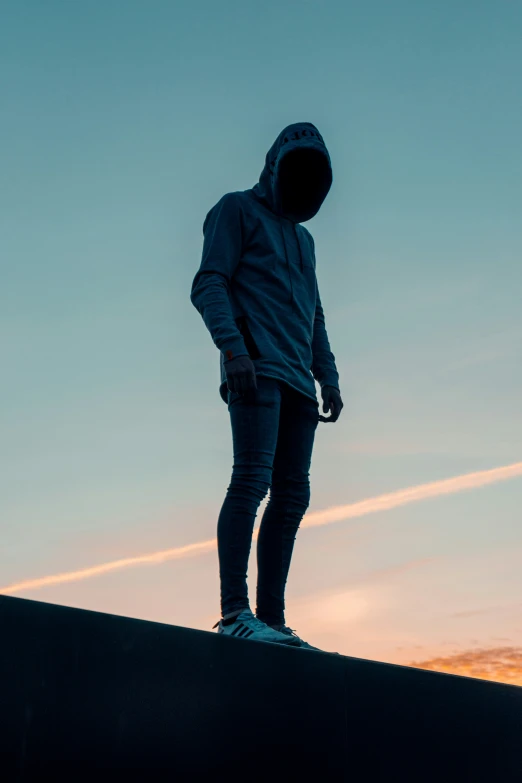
[277,147,332,222]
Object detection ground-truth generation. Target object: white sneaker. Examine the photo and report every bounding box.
[213,609,301,647]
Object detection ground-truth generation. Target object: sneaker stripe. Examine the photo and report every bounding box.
[230,623,257,639]
[226,619,286,641]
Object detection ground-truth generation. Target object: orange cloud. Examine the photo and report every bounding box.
[408,646,522,687]
[1,461,521,596]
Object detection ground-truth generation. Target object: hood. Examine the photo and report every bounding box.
[252,122,333,224]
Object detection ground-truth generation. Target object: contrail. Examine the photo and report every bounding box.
[2,461,521,596]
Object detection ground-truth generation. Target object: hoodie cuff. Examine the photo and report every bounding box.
[320,375,340,392]
[221,335,250,362]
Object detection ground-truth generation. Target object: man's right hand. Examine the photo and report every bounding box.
[224,355,257,394]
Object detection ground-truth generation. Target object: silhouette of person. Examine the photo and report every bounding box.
[190,122,343,649]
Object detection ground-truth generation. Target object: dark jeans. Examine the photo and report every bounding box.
[217,376,319,627]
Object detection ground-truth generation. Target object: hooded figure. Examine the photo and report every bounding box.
[190,122,340,406]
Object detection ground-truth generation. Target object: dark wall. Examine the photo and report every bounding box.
[1,595,521,781]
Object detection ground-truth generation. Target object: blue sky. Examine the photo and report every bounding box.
[1,1,521,683]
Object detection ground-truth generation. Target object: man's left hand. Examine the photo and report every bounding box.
[318,386,344,423]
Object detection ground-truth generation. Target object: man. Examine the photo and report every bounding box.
[190,122,343,651]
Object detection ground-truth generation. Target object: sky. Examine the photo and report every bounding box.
[1,0,521,687]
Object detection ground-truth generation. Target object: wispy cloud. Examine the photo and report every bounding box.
[408,646,522,686]
[300,461,522,529]
[337,437,452,457]
[1,461,521,596]
[451,607,502,618]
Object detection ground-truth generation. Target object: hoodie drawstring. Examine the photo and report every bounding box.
[279,217,304,306]
[279,216,293,305]
[294,224,304,274]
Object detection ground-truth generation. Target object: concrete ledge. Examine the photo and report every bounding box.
[1,595,521,780]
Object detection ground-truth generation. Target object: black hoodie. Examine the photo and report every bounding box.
[190,121,340,404]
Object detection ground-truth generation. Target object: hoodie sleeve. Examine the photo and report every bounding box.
[311,278,340,392]
[190,192,249,362]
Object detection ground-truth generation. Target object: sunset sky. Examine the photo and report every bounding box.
[2,1,521,686]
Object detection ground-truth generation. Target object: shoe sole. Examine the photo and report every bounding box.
[221,630,300,646]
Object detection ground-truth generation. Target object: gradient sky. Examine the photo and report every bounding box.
[1,1,521,686]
